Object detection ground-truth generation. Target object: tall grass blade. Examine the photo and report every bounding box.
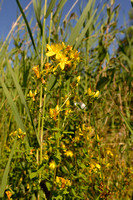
[45,0,57,18]
[32,0,42,35]
[74,9,97,49]
[6,60,40,146]
[0,78,25,131]
[131,0,133,7]
[16,0,38,54]
[0,77,29,147]
[53,0,67,19]
[118,109,133,141]
[0,134,18,197]
[67,0,93,46]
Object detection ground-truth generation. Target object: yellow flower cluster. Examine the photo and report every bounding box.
[49,105,59,121]
[49,160,56,169]
[64,150,73,158]
[32,65,40,79]
[56,176,71,189]
[32,65,45,83]
[106,150,114,157]
[89,162,101,173]
[61,143,73,157]
[74,125,93,142]
[28,90,37,101]
[88,88,99,98]
[9,128,26,140]
[46,42,80,71]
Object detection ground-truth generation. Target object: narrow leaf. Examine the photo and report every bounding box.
[67,0,93,46]
[0,134,18,197]
[33,0,42,35]
[45,0,57,18]
[16,0,38,54]
[118,109,133,141]
[6,60,40,146]
[131,0,133,7]
[74,9,97,49]
[53,0,67,20]
[0,77,29,147]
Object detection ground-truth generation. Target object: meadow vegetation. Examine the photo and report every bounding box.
[0,0,133,199]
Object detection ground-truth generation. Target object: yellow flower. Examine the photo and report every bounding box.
[29,90,33,97]
[55,105,59,112]
[27,183,30,189]
[90,163,95,170]
[86,134,90,141]
[87,88,95,96]
[43,154,49,160]
[106,163,111,168]
[70,50,80,62]
[49,108,54,118]
[66,179,72,186]
[45,62,52,74]
[49,160,56,169]
[61,143,66,151]
[65,45,72,53]
[77,76,80,83]
[79,127,83,136]
[107,150,113,157]
[65,109,71,116]
[94,90,99,98]
[49,105,59,120]
[18,128,23,134]
[29,90,37,101]
[82,124,86,130]
[95,163,101,169]
[6,190,12,200]
[46,43,63,57]
[55,176,71,188]
[87,88,99,98]
[64,150,73,157]
[76,75,81,86]
[74,136,80,142]
[56,176,60,183]
[58,54,70,70]
[66,99,70,107]
[32,65,40,79]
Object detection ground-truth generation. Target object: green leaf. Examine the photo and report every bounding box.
[67,0,93,46]
[30,171,38,179]
[16,0,38,55]
[55,132,61,139]
[60,165,69,174]
[47,74,57,91]
[96,77,109,90]
[0,134,18,197]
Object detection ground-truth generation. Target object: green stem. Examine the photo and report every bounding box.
[48,12,53,45]
[38,0,47,164]
[85,38,89,93]
[92,104,103,182]
[52,74,62,191]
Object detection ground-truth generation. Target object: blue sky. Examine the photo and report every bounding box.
[0,0,132,42]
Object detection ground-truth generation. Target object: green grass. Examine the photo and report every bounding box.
[0,0,133,199]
